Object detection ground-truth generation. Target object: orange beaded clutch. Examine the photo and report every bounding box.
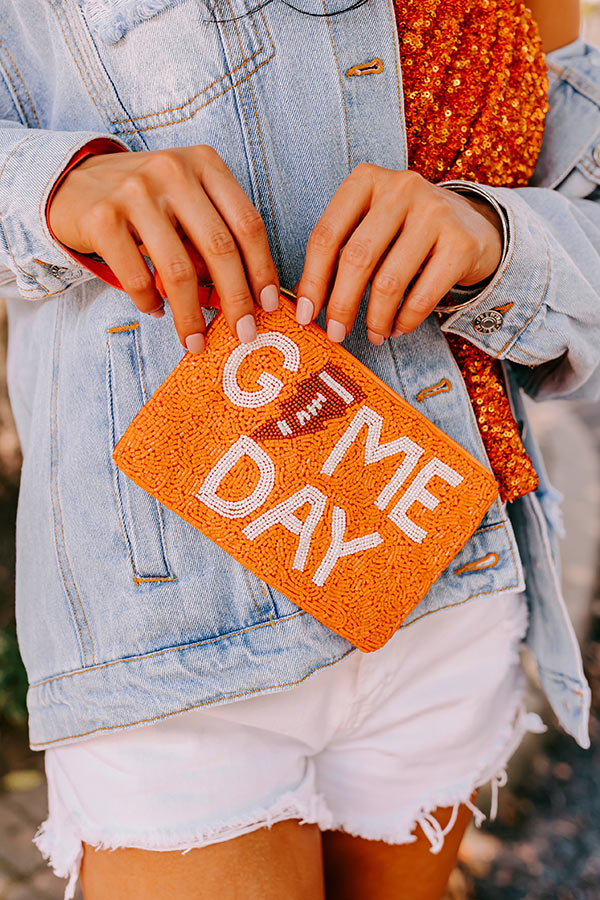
[114,297,498,651]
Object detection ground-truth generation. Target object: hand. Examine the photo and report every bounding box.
[48,145,280,352]
[295,165,503,343]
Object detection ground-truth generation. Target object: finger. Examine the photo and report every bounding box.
[93,217,163,316]
[366,213,437,342]
[129,200,207,353]
[296,168,373,325]
[322,204,406,343]
[199,166,280,312]
[166,181,258,341]
[392,244,467,335]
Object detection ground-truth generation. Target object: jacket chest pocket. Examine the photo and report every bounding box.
[67,0,275,135]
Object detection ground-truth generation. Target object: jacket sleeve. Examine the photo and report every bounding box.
[0,76,128,300]
[442,40,600,404]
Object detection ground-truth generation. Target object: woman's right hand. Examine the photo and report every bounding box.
[48,145,280,352]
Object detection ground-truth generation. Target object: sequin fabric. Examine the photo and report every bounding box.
[395,0,548,501]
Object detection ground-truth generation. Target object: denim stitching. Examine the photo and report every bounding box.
[30,643,355,747]
[30,609,308,688]
[321,0,352,171]
[109,13,265,126]
[386,0,408,169]
[51,298,97,665]
[0,60,29,126]
[455,552,500,576]
[243,568,263,617]
[0,42,40,126]
[132,323,177,580]
[106,322,177,583]
[237,1,282,271]
[113,34,276,135]
[220,3,265,225]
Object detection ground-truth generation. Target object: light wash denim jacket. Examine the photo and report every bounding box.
[0,1,598,750]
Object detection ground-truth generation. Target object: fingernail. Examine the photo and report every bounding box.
[327,319,346,343]
[185,332,205,354]
[391,325,407,337]
[149,305,165,319]
[367,329,384,346]
[260,284,279,312]
[236,313,257,343]
[296,296,314,325]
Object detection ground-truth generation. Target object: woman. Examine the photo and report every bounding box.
[0,0,596,897]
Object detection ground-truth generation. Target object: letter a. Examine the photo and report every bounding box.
[243,485,327,571]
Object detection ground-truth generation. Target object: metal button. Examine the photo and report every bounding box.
[472,310,504,334]
[593,145,600,167]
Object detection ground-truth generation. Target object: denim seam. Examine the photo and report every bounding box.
[321,0,352,171]
[547,63,600,106]
[399,571,521,630]
[220,5,266,228]
[385,0,408,169]
[51,299,97,665]
[51,3,114,127]
[29,609,308,688]
[237,2,282,271]
[113,29,276,135]
[243,567,263,618]
[29,643,355,747]
[105,322,177,583]
[108,14,265,126]
[132,323,177,581]
[0,42,40,126]
[0,59,30,127]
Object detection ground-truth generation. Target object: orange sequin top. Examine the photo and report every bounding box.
[395,0,549,501]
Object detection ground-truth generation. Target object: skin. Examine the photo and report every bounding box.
[50,3,574,897]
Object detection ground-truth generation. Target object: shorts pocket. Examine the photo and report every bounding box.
[106,321,176,583]
[75,0,275,133]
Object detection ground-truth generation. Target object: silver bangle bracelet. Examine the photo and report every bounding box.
[433,181,510,315]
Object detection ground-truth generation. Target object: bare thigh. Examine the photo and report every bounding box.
[322,803,473,900]
[80,819,325,900]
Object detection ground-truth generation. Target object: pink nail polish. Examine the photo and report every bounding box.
[327,319,346,343]
[236,313,257,343]
[185,332,205,354]
[367,329,384,345]
[149,304,165,318]
[260,284,279,312]
[296,296,314,325]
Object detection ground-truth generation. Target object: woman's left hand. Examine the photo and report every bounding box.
[295,164,504,344]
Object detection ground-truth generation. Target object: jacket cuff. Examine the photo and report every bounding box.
[439,181,550,359]
[0,131,129,299]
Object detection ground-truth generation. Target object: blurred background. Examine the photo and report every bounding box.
[1,5,600,900]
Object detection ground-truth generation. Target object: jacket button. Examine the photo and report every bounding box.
[593,145,600,167]
[472,310,504,333]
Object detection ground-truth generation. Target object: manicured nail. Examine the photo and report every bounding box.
[185,332,205,353]
[185,332,205,354]
[367,329,384,345]
[149,305,165,319]
[260,284,279,312]
[296,296,314,325]
[327,319,346,343]
[236,313,257,343]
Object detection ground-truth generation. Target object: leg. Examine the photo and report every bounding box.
[322,803,472,900]
[80,819,325,900]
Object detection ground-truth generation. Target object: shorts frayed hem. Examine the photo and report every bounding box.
[34,791,334,900]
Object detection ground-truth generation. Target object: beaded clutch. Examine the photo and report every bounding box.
[113,297,498,651]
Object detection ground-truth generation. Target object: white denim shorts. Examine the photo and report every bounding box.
[36,591,545,900]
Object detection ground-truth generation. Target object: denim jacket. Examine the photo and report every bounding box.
[0,1,598,750]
